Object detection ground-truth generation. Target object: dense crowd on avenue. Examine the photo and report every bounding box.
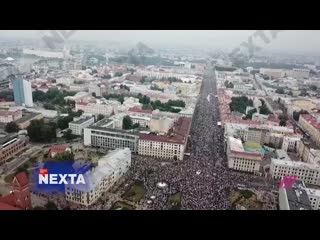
[126,67,275,210]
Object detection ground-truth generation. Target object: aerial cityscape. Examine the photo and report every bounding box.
[1,30,320,210]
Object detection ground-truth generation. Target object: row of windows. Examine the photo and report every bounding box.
[92,131,137,140]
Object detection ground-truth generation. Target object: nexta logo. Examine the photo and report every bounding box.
[39,168,86,185]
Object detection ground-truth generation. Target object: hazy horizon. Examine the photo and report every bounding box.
[1,30,320,55]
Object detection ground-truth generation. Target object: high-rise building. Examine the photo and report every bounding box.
[12,78,33,107]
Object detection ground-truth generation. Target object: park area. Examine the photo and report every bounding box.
[123,181,145,203]
[229,189,263,210]
[111,202,135,210]
[168,192,182,210]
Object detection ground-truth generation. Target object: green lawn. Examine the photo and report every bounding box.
[168,193,182,210]
[123,181,145,203]
[4,174,14,183]
[111,202,135,210]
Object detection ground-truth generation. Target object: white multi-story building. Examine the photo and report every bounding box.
[69,84,89,92]
[69,116,95,136]
[0,107,22,123]
[138,117,191,161]
[130,115,151,128]
[76,100,115,116]
[286,68,310,79]
[282,135,302,152]
[88,84,108,97]
[305,187,320,210]
[226,137,262,173]
[64,92,91,102]
[260,68,284,79]
[84,119,139,152]
[65,148,131,206]
[56,77,74,86]
[270,158,320,186]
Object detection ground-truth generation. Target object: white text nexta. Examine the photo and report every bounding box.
[39,174,86,185]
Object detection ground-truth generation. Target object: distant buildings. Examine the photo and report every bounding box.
[65,148,131,206]
[138,117,191,161]
[69,116,95,136]
[0,107,22,123]
[75,100,115,116]
[12,78,33,107]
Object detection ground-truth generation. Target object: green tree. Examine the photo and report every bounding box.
[27,119,57,143]
[132,123,140,129]
[119,95,125,104]
[53,151,74,161]
[244,108,257,120]
[259,104,271,115]
[293,110,309,121]
[32,90,46,102]
[97,114,104,121]
[275,88,285,94]
[43,103,56,110]
[279,120,287,126]
[114,72,123,77]
[123,115,133,130]
[5,121,20,133]
[63,129,77,140]
[310,85,317,91]
[45,201,58,210]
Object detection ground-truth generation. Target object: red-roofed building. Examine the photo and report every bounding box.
[48,145,71,158]
[299,114,320,146]
[138,117,192,160]
[128,107,153,118]
[0,172,32,210]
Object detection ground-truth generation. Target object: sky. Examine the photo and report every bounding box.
[1,30,320,54]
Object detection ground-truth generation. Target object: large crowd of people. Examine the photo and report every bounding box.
[125,67,276,210]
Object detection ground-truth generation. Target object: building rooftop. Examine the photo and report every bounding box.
[0,133,18,146]
[128,107,153,114]
[275,149,291,161]
[14,112,42,125]
[300,114,320,130]
[271,158,320,170]
[139,117,191,144]
[70,116,94,125]
[285,180,312,210]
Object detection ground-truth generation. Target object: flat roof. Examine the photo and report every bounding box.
[14,112,42,124]
[70,117,94,125]
[0,133,18,146]
[272,158,320,170]
[286,180,312,210]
